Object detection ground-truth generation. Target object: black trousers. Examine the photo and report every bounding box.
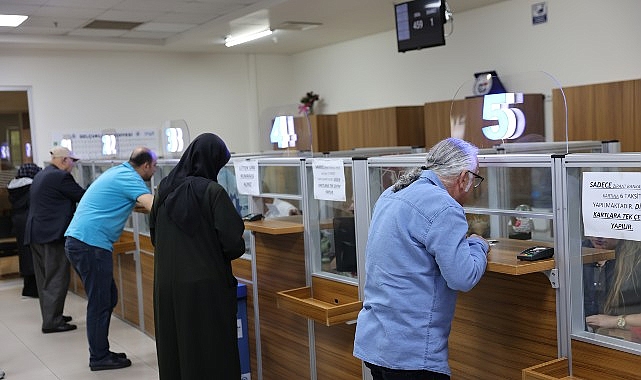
[365,362,450,380]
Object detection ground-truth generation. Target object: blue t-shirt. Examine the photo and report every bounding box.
[65,162,150,251]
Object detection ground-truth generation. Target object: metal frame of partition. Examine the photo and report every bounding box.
[557,153,641,376]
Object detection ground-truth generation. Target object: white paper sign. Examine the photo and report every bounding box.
[312,158,346,201]
[233,159,260,196]
[582,172,641,241]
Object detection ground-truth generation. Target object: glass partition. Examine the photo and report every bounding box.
[366,154,555,243]
[563,153,641,356]
[305,159,356,282]
[449,71,568,152]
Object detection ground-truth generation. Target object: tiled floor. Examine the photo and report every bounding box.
[0,277,159,380]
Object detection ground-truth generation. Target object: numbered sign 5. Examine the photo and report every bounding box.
[481,93,526,140]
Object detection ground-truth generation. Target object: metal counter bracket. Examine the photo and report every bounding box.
[543,268,559,288]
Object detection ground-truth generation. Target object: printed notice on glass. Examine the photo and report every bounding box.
[233,159,260,196]
[582,172,641,242]
[312,158,346,201]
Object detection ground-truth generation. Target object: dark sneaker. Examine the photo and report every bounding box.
[42,323,77,334]
[90,355,132,371]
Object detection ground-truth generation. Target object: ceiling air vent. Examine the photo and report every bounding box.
[83,20,143,30]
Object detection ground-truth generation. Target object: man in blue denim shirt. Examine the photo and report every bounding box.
[353,138,489,380]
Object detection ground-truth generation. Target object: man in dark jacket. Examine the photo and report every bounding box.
[26,146,85,333]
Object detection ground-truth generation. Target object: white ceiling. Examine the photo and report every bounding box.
[0,0,506,54]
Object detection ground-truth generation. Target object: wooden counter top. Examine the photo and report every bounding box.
[486,238,615,275]
[244,215,304,235]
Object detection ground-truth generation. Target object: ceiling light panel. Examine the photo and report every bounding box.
[0,14,28,27]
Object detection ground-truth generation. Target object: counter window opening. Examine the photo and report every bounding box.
[307,161,358,281]
[567,162,641,356]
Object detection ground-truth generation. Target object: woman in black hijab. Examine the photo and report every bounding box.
[150,133,246,380]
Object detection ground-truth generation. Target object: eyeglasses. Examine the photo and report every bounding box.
[467,170,484,188]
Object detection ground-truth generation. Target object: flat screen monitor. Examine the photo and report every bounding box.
[333,217,357,273]
[395,0,446,52]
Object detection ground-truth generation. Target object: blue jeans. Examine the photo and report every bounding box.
[65,237,118,363]
[365,362,450,380]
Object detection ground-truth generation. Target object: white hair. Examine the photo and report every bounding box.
[392,138,478,192]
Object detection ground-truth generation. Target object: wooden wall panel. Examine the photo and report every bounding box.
[449,271,557,380]
[553,79,640,152]
[140,251,155,337]
[314,322,361,380]
[292,114,338,153]
[426,94,546,150]
[310,276,361,379]
[424,99,456,148]
[337,106,424,150]
[116,253,140,326]
[254,232,310,379]
[572,340,641,379]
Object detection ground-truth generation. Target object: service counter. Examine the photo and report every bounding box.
[69,149,641,380]
[449,239,614,380]
[243,216,362,380]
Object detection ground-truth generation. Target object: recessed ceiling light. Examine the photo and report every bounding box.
[0,14,28,27]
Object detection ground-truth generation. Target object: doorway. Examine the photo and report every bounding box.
[0,88,33,215]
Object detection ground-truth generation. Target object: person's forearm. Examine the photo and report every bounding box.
[136,193,154,212]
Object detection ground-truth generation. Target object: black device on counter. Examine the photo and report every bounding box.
[242,213,263,222]
[517,246,554,261]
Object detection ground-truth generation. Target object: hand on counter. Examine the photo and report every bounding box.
[468,234,490,253]
[586,314,618,329]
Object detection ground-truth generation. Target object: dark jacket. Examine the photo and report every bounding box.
[25,164,85,244]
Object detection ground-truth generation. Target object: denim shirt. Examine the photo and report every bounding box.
[353,170,488,375]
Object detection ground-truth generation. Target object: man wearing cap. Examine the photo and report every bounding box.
[26,146,85,333]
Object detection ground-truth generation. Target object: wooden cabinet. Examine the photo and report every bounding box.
[425,94,546,149]
[553,79,641,152]
[336,106,424,150]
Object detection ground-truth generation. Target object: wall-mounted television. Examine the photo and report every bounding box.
[395,0,446,52]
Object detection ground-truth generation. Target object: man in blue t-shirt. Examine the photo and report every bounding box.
[65,147,157,372]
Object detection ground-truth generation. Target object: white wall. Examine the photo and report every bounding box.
[1,0,640,164]
[0,49,267,164]
[290,0,641,114]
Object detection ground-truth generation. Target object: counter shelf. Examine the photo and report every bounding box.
[243,216,304,235]
[485,239,613,276]
[276,276,361,326]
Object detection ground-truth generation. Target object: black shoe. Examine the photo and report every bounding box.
[62,315,72,323]
[42,323,77,334]
[90,355,132,371]
[110,351,127,359]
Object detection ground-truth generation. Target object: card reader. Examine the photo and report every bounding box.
[517,246,554,261]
